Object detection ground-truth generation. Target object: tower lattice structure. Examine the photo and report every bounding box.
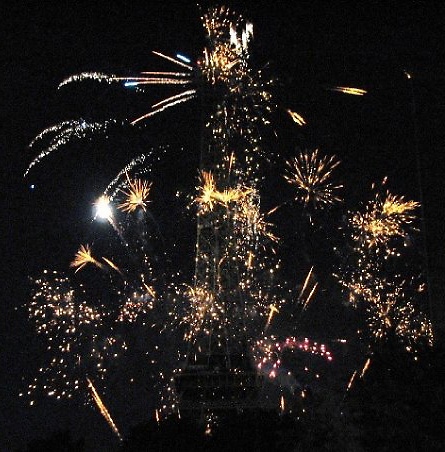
[174,7,275,416]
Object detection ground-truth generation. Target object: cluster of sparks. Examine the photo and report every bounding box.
[285,149,343,210]
[337,182,432,345]
[24,5,434,441]
[351,188,420,247]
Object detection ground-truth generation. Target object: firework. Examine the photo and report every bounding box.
[26,119,117,176]
[287,110,306,126]
[118,175,152,213]
[70,245,103,273]
[351,190,419,247]
[285,149,342,209]
[24,6,434,434]
[195,171,252,212]
[337,182,432,346]
[329,86,367,96]
[94,196,113,221]
[87,377,122,441]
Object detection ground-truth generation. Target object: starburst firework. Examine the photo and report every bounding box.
[118,175,152,213]
[285,149,343,209]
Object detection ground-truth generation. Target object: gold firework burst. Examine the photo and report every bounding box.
[285,149,342,208]
[196,171,251,212]
[70,245,103,273]
[352,192,419,247]
[118,175,151,213]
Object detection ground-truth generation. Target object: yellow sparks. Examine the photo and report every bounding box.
[143,283,157,299]
[346,370,358,392]
[247,251,254,269]
[183,286,222,341]
[155,409,160,424]
[118,174,152,213]
[196,171,252,212]
[353,191,419,247]
[302,282,318,311]
[70,245,103,273]
[101,257,123,275]
[87,378,122,441]
[266,304,279,327]
[298,267,314,300]
[285,149,342,209]
[287,109,306,126]
[330,86,367,96]
[280,395,285,412]
[238,198,278,243]
[360,358,372,378]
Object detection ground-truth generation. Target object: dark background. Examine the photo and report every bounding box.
[2,1,444,450]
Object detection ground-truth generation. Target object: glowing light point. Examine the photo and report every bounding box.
[95,196,112,221]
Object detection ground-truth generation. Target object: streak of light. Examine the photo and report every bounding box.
[266,304,279,328]
[298,267,313,301]
[102,257,123,275]
[70,245,103,273]
[329,86,367,96]
[346,370,358,392]
[152,51,194,70]
[87,378,122,441]
[130,95,196,125]
[176,53,192,63]
[151,90,197,109]
[360,358,371,378]
[143,283,157,299]
[302,282,318,311]
[287,109,306,126]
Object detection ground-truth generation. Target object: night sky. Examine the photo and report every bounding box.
[2,1,445,450]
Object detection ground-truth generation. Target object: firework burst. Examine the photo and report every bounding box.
[337,182,432,347]
[285,149,343,210]
[70,244,103,273]
[118,175,152,213]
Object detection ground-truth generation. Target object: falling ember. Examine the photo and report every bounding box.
[143,283,157,299]
[298,267,313,300]
[70,245,103,273]
[266,304,279,328]
[287,109,306,126]
[102,257,123,275]
[360,358,371,378]
[329,86,367,96]
[280,395,285,412]
[87,378,122,441]
[346,370,358,392]
[302,282,318,311]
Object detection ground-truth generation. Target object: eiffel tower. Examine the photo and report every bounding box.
[173,6,275,418]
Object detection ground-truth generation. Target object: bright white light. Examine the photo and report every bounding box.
[176,53,191,64]
[124,81,138,87]
[95,196,112,220]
